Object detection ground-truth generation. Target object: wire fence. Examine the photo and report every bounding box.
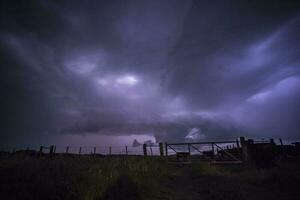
[0,144,162,156]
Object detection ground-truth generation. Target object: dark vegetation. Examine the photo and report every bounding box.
[0,153,300,200]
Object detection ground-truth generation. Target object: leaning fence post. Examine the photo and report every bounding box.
[279,138,283,146]
[159,142,164,156]
[143,144,147,156]
[236,139,240,149]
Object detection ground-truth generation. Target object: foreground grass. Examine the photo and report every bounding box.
[189,162,300,200]
[1,155,300,200]
[0,155,169,200]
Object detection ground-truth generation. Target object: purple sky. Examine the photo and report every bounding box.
[1,0,300,147]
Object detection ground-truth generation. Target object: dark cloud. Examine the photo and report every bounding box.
[1,0,300,146]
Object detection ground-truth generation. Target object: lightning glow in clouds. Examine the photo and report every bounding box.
[1,0,300,148]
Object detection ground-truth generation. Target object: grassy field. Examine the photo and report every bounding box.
[0,154,300,200]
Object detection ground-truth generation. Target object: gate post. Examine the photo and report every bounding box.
[159,142,164,156]
[165,142,168,157]
[143,144,147,156]
[240,137,248,162]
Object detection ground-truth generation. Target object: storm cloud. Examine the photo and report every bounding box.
[1,0,300,146]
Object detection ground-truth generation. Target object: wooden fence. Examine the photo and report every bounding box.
[5,137,296,165]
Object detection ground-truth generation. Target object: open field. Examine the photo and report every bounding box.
[1,154,300,200]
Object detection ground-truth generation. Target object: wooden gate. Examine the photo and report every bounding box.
[165,140,242,163]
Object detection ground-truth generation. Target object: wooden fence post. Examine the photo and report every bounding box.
[143,144,147,156]
[279,138,283,146]
[49,145,54,159]
[79,146,82,155]
[165,142,168,157]
[53,145,56,153]
[211,143,215,159]
[94,147,96,155]
[125,146,128,155]
[39,146,43,156]
[188,143,191,155]
[66,146,69,154]
[236,139,240,149]
[159,142,164,156]
[150,146,153,156]
[240,137,248,162]
[109,146,112,155]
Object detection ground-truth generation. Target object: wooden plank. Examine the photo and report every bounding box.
[167,145,178,153]
[190,144,203,153]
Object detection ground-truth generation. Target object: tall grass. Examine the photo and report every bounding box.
[0,155,168,200]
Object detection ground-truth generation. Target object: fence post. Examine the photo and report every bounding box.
[94,147,96,155]
[270,138,275,145]
[49,145,54,159]
[53,145,56,153]
[240,137,248,162]
[159,142,164,156]
[143,144,147,156]
[236,139,240,149]
[279,138,283,146]
[66,146,69,154]
[79,147,82,155]
[109,146,112,155]
[188,143,191,155]
[150,146,153,156]
[39,146,43,156]
[211,143,215,159]
[125,146,128,155]
[165,142,168,157]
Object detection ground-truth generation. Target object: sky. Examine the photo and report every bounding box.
[1,0,300,148]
